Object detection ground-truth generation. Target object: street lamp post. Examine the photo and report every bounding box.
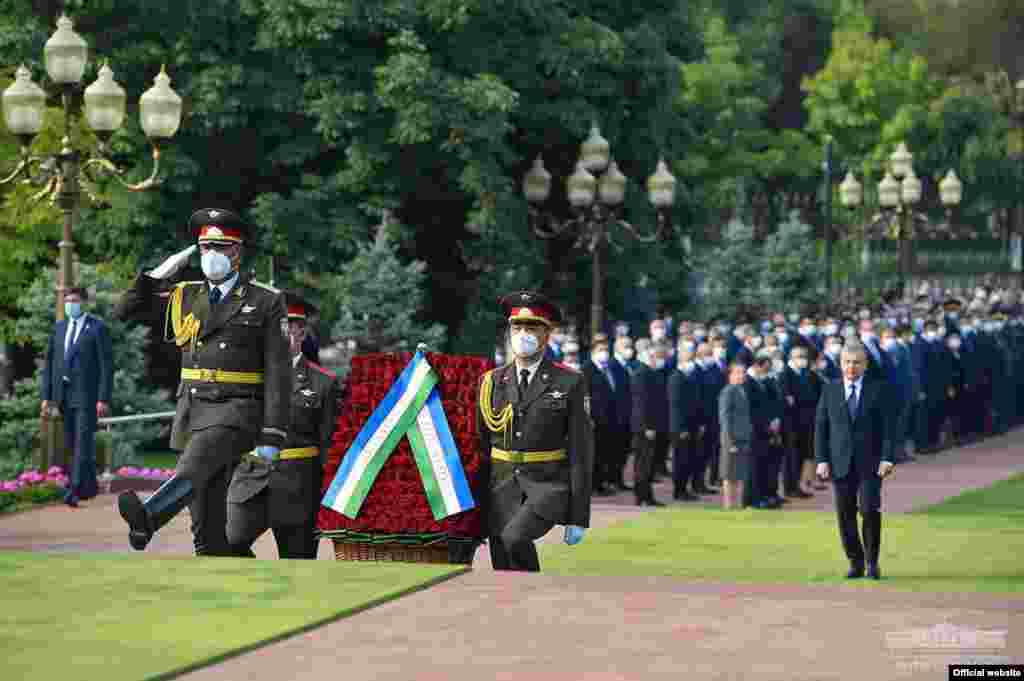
[1,15,183,321]
[823,138,834,294]
[523,124,677,340]
[837,142,962,294]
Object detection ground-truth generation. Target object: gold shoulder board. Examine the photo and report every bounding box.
[250,280,281,294]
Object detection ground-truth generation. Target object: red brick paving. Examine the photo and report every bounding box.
[1,428,1022,680]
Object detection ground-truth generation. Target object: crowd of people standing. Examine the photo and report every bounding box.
[514,290,1024,509]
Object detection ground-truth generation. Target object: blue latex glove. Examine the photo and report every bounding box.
[563,525,586,545]
[255,445,280,462]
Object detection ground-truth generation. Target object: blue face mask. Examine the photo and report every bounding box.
[64,302,83,319]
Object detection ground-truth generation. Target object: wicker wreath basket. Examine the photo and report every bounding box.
[331,536,480,565]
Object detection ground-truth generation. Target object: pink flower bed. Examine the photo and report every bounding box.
[0,466,70,492]
[115,467,175,480]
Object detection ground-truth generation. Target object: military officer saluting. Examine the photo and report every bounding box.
[115,208,291,556]
[226,291,341,559]
[477,291,594,572]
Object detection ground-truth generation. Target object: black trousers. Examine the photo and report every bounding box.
[226,487,319,559]
[672,433,695,494]
[634,431,668,503]
[489,505,556,572]
[175,426,255,557]
[704,419,720,483]
[593,424,617,488]
[784,428,813,493]
[611,428,632,486]
[832,461,883,567]
[61,402,98,500]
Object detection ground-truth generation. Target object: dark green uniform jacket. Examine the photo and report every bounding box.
[227,356,341,525]
[115,273,291,450]
[477,358,594,532]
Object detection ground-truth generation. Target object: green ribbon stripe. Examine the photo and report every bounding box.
[342,366,439,518]
[406,398,448,521]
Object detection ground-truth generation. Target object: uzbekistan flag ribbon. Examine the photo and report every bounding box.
[321,351,475,521]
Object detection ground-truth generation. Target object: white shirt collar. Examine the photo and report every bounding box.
[65,314,87,343]
[208,271,239,299]
[843,375,864,394]
[514,356,544,385]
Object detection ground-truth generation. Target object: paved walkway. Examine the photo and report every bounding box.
[1,428,1022,679]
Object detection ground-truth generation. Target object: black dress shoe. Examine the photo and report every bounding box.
[866,564,881,580]
[697,486,720,495]
[616,482,633,491]
[676,492,699,502]
[645,499,666,507]
[64,496,79,508]
[846,564,865,579]
[118,492,153,551]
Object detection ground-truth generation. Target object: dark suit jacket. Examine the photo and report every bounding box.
[778,366,822,433]
[607,359,632,431]
[815,378,892,481]
[583,361,616,429]
[42,314,113,408]
[631,364,669,433]
[667,367,703,436]
[477,359,594,529]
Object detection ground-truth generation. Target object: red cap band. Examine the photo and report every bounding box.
[197,225,244,243]
[287,304,307,319]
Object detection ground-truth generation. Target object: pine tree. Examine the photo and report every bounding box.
[0,264,172,478]
[762,210,828,312]
[324,216,447,378]
[699,219,762,320]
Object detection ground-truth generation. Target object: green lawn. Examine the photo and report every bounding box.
[539,474,1024,593]
[0,552,465,681]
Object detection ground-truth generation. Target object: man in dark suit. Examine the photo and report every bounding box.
[668,346,703,501]
[820,336,843,383]
[476,291,594,572]
[583,333,618,496]
[815,341,895,580]
[777,345,821,498]
[227,292,341,559]
[115,209,292,556]
[631,341,671,506]
[41,286,113,507]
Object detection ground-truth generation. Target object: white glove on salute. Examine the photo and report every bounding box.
[148,245,197,279]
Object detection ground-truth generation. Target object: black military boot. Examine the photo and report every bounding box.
[118,475,194,550]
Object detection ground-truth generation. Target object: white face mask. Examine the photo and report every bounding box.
[713,348,727,360]
[823,324,838,336]
[749,338,762,349]
[791,358,809,370]
[651,327,666,341]
[592,350,610,365]
[617,347,635,360]
[924,332,938,341]
[826,344,842,356]
[772,359,784,372]
[948,339,961,351]
[510,332,540,357]
[201,249,232,281]
[882,338,898,351]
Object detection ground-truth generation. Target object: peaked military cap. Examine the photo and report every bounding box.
[189,208,249,245]
[283,290,318,321]
[499,290,562,327]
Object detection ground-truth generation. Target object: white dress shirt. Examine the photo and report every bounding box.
[843,376,864,401]
[514,356,543,387]
[64,314,87,354]
[208,271,239,301]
